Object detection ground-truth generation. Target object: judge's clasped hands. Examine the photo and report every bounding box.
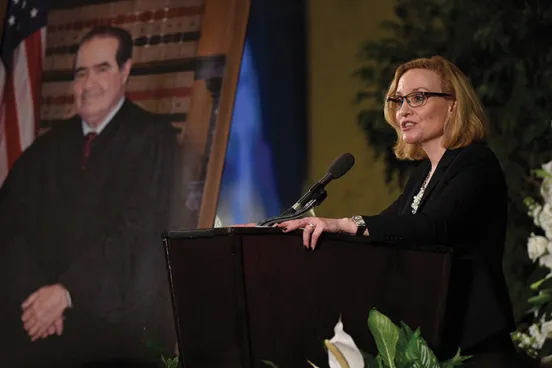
[21,284,69,341]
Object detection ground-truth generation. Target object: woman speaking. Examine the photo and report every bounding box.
[277,56,519,367]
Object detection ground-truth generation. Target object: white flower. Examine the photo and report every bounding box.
[522,333,532,347]
[547,240,552,256]
[322,319,365,368]
[529,323,547,350]
[532,203,543,227]
[542,161,552,177]
[529,235,549,262]
[539,203,552,239]
[539,255,552,270]
[541,178,552,204]
[541,320,552,339]
[512,331,535,349]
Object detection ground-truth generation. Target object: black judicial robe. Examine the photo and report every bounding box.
[0,100,180,367]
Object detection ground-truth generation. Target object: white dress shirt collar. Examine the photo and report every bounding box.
[81,96,125,136]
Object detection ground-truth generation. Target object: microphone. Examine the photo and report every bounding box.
[283,152,355,215]
[257,153,355,226]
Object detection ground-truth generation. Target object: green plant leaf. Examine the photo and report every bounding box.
[532,276,552,292]
[530,277,549,291]
[262,360,280,368]
[307,360,322,368]
[398,322,415,349]
[367,308,399,368]
[394,321,416,366]
[534,168,552,179]
[361,350,380,368]
[439,348,472,368]
[403,327,440,368]
[376,354,385,367]
[527,266,551,290]
[542,299,552,317]
[528,291,552,306]
[169,357,179,368]
[161,355,179,368]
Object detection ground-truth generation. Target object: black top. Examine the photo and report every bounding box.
[363,141,516,353]
[0,100,180,366]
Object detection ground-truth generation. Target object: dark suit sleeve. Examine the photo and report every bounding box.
[363,148,503,245]
[0,135,46,242]
[0,136,51,301]
[58,126,179,327]
[0,161,25,245]
[378,194,405,216]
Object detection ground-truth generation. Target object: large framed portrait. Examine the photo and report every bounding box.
[39,0,249,229]
[0,1,249,363]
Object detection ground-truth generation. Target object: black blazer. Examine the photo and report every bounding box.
[362,141,515,354]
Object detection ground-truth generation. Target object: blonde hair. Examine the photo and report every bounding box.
[384,55,487,160]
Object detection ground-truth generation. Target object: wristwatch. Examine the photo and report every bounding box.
[351,215,367,236]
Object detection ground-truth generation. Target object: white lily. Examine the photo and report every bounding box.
[315,319,365,368]
[528,234,548,262]
[542,160,552,177]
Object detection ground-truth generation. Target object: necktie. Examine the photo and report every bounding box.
[82,132,97,169]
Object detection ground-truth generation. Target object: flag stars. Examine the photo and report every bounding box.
[1,2,45,67]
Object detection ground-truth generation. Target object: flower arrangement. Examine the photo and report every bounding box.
[511,160,552,362]
[264,308,470,368]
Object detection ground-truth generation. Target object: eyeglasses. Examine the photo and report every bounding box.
[386,91,454,110]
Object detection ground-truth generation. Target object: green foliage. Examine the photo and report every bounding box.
[402,328,440,367]
[367,309,399,367]
[440,349,472,368]
[143,332,179,368]
[262,360,281,368]
[354,0,552,321]
[161,355,179,368]
[366,308,470,368]
[267,308,469,368]
[363,351,380,368]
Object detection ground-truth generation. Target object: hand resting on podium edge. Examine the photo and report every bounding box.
[276,216,368,250]
[228,217,367,250]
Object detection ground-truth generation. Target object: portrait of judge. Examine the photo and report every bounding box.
[0,25,179,366]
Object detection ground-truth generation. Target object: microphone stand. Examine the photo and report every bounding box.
[279,178,329,217]
[257,187,328,227]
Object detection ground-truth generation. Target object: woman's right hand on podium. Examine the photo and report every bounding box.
[276,217,358,250]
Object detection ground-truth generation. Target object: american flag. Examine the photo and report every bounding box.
[0,0,47,185]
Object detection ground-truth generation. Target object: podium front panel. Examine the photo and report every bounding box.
[164,228,452,368]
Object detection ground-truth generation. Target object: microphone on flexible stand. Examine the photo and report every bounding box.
[257,153,355,227]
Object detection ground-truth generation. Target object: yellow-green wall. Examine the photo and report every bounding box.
[308,0,400,217]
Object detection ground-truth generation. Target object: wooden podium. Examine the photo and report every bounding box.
[163,227,456,368]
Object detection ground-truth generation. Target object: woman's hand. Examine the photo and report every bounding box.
[276,217,357,250]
